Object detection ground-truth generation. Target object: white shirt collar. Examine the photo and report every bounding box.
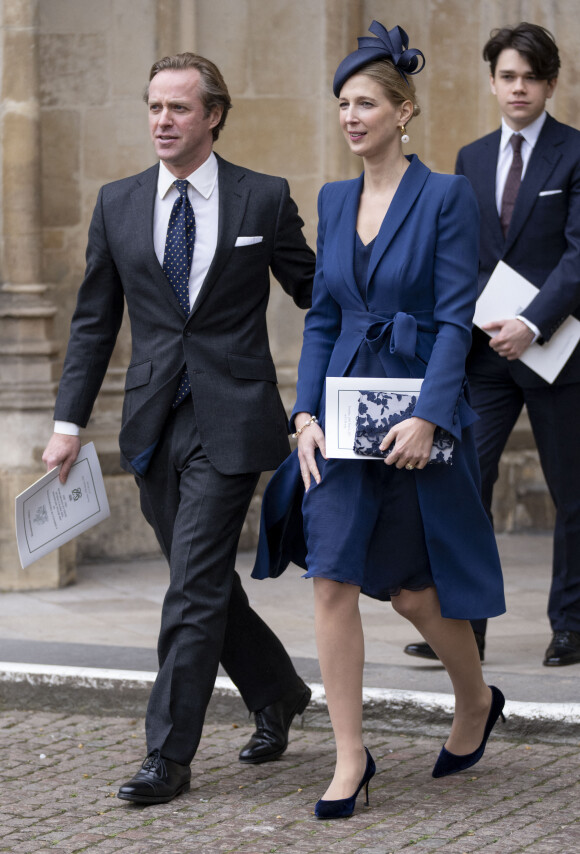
[500,111,547,152]
[157,151,218,200]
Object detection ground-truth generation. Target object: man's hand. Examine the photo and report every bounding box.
[42,434,82,484]
[483,318,535,360]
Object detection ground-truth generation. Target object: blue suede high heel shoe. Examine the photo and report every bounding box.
[314,747,376,819]
[432,685,505,778]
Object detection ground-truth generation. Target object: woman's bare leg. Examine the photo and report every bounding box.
[313,577,368,799]
[392,586,492,755]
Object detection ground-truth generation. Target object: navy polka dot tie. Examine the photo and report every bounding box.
[163,179,196,406]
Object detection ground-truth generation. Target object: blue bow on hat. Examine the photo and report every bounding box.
[333,21,425,96]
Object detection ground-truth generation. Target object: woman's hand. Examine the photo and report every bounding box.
[295,412,327,491]
[380,416,436,470]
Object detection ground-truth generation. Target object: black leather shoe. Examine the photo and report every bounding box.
[404,631,485,662]
[117,750,191,804]
[543,630,580,666]
[239,682,312,764]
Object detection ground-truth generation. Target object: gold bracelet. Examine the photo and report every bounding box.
[291,415,318,439]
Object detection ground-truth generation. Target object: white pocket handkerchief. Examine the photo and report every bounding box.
[539,189,563,196]
[235,235,263,246]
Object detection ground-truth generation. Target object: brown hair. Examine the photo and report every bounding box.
[357,59,421,120]
[144,52,232,141]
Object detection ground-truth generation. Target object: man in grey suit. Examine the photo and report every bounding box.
[42,52,315,804]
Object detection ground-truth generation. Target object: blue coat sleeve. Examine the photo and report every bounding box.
[412,176,480,435]
[291,184,341,429]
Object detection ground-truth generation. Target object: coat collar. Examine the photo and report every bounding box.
[368,154,431,283]
[337,154,431,301]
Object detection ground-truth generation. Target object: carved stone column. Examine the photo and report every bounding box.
[0,0,75,589]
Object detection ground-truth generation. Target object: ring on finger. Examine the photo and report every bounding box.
[405,463,415,470]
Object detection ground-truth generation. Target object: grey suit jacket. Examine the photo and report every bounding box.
[54,154,315,475]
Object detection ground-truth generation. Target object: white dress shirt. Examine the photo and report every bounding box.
[55,153,220,436]
[494,112,547,343]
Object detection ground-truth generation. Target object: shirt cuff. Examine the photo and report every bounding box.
[516,315,541,344]
[54,421,81,436]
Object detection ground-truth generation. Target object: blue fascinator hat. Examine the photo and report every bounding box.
[333,21,425,97]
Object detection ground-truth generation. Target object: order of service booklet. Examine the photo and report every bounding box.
[325,376,424,459]
[473,260,580,384]
[15,442,110,569]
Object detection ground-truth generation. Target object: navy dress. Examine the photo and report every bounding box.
[302,233,434,600]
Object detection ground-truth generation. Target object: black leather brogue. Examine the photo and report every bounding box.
[404,631,486,662]
[117,749,191,805]
[543,630,580,666]
[239,682,312,764]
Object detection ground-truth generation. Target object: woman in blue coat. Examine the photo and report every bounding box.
[254,22,506,818]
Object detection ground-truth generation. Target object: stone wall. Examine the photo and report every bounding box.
[2,0,578,586]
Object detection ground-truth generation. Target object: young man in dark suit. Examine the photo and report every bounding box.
[42,53,315,804]
[403,22,580,668]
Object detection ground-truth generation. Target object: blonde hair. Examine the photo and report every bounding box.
[358,59,420,120]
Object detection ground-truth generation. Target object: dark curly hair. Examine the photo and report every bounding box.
[483,22,560,80]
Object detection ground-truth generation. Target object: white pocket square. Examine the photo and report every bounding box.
[539,189,563,196]
[235,235,263,246]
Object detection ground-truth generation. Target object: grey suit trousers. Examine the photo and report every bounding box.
[137,398,299,764]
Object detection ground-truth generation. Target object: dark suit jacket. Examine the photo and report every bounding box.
[54,154,315,476]
[456,114,580,387]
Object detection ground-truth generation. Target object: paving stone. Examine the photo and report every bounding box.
[1,710,580,852]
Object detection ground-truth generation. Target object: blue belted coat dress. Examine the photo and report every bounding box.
[253,155,505,620]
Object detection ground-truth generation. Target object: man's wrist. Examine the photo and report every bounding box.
[516,315,540,343]
[54,421,81,436]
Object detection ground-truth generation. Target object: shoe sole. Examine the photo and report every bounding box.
[238,686,312,765]
[117,781,190,804]
[404,647,485,663]
[403,647,440,661]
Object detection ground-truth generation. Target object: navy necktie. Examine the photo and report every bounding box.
[163,179,196,406]
[500,134,523,237]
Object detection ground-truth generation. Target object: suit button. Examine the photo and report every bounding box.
[184,330,192,338]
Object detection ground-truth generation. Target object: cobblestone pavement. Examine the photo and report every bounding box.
[1,710,580,853]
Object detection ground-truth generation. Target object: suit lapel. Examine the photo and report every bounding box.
[336,174,364,301]
[130,164,186,319]
[504,115,563,251]
[476,131,504,248]
[367,155,430,284]
[189,155,249,318]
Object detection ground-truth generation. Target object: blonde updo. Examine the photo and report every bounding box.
[356,59,421,121]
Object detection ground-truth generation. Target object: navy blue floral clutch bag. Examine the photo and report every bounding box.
[353,390,454,464]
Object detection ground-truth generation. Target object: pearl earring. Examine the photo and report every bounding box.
[400,125,410,144]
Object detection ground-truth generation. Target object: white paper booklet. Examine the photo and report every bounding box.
[325,376,424,459]
[15,442,110,569]
[473,261,580,384]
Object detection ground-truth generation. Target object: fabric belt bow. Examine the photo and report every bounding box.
[342,309,435,372]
